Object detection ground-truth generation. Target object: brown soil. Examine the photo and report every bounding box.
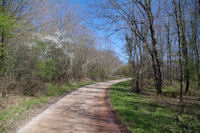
[16,79,130,133]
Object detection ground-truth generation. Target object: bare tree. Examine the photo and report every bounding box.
[91,0,163,94]
[172,0,184,102]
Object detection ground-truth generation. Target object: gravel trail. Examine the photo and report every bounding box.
[17,79,129,133]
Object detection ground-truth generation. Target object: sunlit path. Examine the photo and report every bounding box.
[17,79,130,133]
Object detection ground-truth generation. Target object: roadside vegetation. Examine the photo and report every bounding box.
[0,1,126,132]
[109,81,200,132]
[0,81,94,132]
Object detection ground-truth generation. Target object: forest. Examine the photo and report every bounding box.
[0,0,200,132]
[95,0,200,132]
[0,0,124,97]
[93,0,200,99]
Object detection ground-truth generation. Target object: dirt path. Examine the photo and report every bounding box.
[17,79,129,133]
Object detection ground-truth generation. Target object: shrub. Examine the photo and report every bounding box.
[36,59,61,81]
[88,67,107,81]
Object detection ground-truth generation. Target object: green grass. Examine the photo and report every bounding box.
[0,80,95,133]
[0,96,49,132]
[109,81,200,133]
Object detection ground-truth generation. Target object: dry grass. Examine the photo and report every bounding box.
[0,95,31,111]
[142,80,200,116]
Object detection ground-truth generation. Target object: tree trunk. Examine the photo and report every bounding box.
[180,9,190,93]
[184,46,190,93]
[166,16,172,85]
[179,58,183,102]
[0,34,5,69]
[0,0,6,70]
[146,3,162,94]
[173,0,183,102]
[194,0,200,89]
[194,37,200,89]
[134,76,140,93]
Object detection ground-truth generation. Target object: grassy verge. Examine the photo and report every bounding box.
[0,80,95,133]
[109,81,200,133]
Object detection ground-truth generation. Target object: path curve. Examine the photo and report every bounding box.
[17,79,129,133]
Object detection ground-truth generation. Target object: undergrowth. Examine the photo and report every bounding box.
[0,80,94,133]
[109,81,200,133]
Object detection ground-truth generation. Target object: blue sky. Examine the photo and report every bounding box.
[66,0,128,63]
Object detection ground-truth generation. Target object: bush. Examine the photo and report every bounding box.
[116,65,132,77]
[0,43,47,96]
[19,75,46,96]
[45,83,59,96]
[88,67,107,81]
[36,59,61,81]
